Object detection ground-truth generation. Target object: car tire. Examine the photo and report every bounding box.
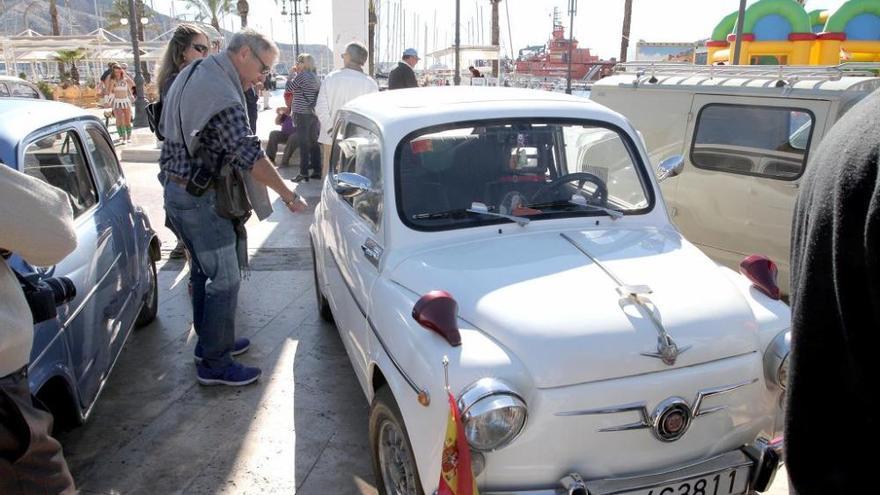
[310,241,333,323]
[369,386,424,495]
[135,258,158,328]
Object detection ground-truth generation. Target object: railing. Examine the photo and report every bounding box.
[612,62,880,82]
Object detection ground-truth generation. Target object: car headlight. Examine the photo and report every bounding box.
[458,378,527,451]
[763,330,791,390]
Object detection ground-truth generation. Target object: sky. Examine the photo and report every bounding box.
[148,0,851,62]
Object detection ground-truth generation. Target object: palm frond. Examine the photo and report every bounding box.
[53,48,87,63]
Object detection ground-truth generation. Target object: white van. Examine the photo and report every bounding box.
[591,64,880,293]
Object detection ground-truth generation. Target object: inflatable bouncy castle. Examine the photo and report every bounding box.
[707,0,880,65]
[814,0,880,63]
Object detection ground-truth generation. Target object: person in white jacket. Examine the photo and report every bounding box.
[0,164,77,494]
[314,41,379,178]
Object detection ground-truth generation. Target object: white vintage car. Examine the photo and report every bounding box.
[309,87,790,495]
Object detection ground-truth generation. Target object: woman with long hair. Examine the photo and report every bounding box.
[156,23,209,259]
[157,23,210,101]
[290,53,322,182]
[106,63,136,143]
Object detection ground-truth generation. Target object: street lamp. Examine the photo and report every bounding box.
[732,0,747,65]
[126,0,148,127]
[281,0,310,59]
[454,0,461,85]
[566,0,577,95]
[119,17,149,26]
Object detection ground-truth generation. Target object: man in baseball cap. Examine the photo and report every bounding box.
[388,47,420,90]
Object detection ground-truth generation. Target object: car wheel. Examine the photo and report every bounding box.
[311,241,333,322]
[135,258,158,327]
[369,387,424,495]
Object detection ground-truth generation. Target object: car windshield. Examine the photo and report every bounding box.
[397,119,651,230]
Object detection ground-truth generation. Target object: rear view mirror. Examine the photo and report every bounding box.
[657,155,684,183]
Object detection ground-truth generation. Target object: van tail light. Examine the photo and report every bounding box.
[739,255,781,300]
[412,290,461,346]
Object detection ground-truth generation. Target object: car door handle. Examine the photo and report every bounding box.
[361,239,383,267]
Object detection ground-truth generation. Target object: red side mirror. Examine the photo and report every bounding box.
[412,290,461,346]
[739,255,781,300]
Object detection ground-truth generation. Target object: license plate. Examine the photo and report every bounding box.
[621,466,750,495]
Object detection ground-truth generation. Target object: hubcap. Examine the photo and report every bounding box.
[378,419,418,495]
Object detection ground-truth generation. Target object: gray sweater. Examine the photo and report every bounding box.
[159,52,272,220]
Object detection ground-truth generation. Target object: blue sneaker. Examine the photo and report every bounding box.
[196,361,262,386]
[193,337,250,364]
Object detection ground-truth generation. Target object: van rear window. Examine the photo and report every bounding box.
[691,104,813,181]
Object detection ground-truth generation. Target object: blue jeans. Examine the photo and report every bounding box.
[163,182,240,368]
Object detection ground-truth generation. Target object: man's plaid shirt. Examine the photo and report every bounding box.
[159,105,265,180]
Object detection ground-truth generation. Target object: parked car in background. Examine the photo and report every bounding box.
[0,99,160,428]
[310,87,789,494]
[0,75,46,99]
[591,63,880,294]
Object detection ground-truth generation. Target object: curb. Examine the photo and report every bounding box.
[120,139,274,163]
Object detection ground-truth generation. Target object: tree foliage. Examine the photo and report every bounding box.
[53,48,87,85]
[183,0,234,33]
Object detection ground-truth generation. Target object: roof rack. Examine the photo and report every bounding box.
[612,62,880,82]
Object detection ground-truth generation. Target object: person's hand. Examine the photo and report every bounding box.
[283,195,308,213]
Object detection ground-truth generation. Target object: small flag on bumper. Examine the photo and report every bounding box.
[438,391,478,495]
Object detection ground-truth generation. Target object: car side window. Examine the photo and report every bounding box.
[328,120,347,174]
[691,104,813,181]
[0,83,9,97]
[336,123,383,231]
[84,125,123,194]
[22,130,98,218]
[12,83,39,99]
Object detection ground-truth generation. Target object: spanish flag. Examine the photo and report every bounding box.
[438,391,479,495]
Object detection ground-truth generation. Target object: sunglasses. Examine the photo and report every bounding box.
[191,44,209,54]
[252,49,271,75]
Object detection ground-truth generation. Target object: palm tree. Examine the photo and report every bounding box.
[49,0,60,35]
[620,0,633,62]
[54,48,87,85]
[50,0,63,76]
[368,0,376,75]
[237,0,249,28]
[183,0,233,34]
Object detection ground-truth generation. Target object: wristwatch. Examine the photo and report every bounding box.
[282,194,298,206]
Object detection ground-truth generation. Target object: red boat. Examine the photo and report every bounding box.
[514,8,602,79]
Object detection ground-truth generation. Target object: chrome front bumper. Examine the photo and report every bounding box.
[482,439,782,495]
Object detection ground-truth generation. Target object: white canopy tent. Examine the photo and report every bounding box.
[0,24,221,81]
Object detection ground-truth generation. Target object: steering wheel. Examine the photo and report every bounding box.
[531,172,608,206]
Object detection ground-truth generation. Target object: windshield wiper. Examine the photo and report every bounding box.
[412,202,530,226]
[467,202,530,226]
[527,198,624,220]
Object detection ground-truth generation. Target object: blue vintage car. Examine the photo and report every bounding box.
[0,99,160,427]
